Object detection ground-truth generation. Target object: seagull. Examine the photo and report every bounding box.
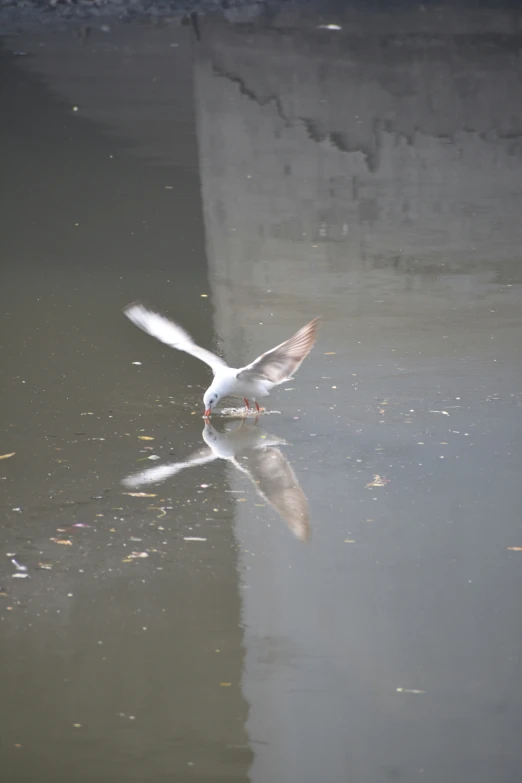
[124,303,320,417]
[122,421,310,541]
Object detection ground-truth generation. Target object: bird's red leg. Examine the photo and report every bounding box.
[255,402,260,413]
[243,398,250,410]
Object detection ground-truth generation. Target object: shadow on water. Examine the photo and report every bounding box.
[1,4,522,783]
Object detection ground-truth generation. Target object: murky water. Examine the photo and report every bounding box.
[1,6,522,782]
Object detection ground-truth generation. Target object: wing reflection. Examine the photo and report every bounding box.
[122,422,310,541]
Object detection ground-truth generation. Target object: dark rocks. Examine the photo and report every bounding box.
[0,0,255,33]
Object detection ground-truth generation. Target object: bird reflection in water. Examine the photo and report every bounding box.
[122,421,310,541]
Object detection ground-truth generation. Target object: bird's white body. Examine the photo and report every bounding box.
[205,367,272,404]
[124,303,319,416]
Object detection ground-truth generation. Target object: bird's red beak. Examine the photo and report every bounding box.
[204,409,211,418]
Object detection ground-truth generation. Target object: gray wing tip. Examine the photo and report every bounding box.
[300,315,321,345]
[302,316,321,335]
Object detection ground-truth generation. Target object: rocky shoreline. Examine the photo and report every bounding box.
[0,0,274,33]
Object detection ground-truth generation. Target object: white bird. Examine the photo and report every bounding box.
[122,421,310,541]
[124,303,320,417]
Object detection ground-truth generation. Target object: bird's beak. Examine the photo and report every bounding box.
[204,409,211,418]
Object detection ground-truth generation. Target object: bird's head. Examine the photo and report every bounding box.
[203,389,220,417]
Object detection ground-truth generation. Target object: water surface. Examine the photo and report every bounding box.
[1,7,522,782]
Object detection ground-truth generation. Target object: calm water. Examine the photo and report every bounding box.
[1,6,522,782]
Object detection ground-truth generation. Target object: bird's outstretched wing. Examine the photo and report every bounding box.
[124,303,227,374]
[236,317,319,386]
[232,447,310,541]
[122,447,216,488]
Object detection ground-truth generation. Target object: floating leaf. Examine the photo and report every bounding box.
[0,452,15,460]
[324,352,336,355]
[50,538,73,546]
[138,436,154,441]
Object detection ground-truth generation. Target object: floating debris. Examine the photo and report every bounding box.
[184,537,207,542]
[396,687,425,694]
[0,452,15,460]
[124,492,157,498]
[132,361,142,365]
[138,436,154,441]
[37,563,53,570]
[429,410,450,416]
[11,559,27,572]
[12,573,29,579]
[507,547,522,552]
[50,538,73,546]
[219,406,267,417]
[365,475,390,488]
[317,24,342,30]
